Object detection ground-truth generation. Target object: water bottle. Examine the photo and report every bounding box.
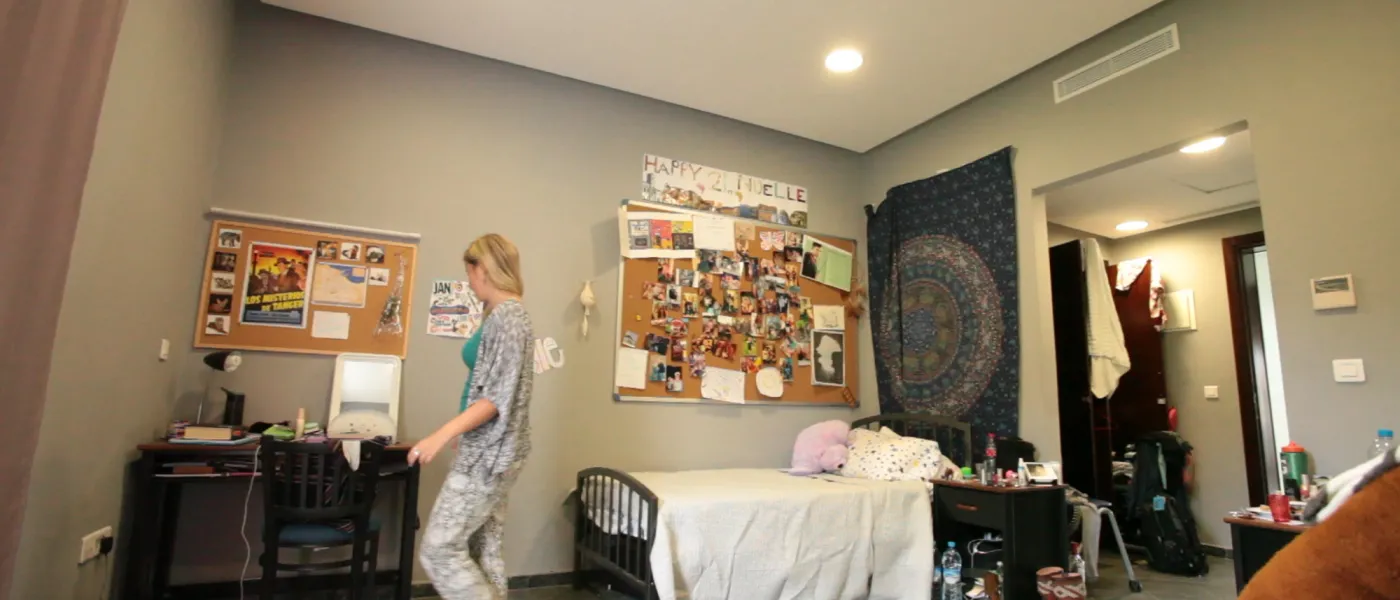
[1369,429,1395,460]
[941,541,962,600]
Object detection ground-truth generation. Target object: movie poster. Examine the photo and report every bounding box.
[427,279,484,338]
[240,242,315,328]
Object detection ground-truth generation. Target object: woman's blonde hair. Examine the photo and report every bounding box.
[463,234,524,296]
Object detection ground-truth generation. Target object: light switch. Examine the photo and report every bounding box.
[1333,359,1366,383]
[159,339,170,361]
[1204,385,1219,399]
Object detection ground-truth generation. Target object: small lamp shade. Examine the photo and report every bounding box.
[204,350,242,372]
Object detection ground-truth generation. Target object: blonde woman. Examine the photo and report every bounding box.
[410,234,534,600]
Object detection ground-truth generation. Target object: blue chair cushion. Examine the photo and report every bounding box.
[279,518,381,546]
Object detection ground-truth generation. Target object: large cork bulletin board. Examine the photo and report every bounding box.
[195,220,417,358]
[615,201,859,405]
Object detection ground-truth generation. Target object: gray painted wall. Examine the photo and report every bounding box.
[1046,223,1107,250]
[173,3,869,581]
[1107,209,1264,546]
[10,1,234,597]
[864,0,1400,494]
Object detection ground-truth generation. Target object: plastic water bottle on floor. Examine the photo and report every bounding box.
[1369,429,1394,460]
[941,541,962,600]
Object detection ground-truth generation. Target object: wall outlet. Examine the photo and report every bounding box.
[1204,385,1220,399]
[79,526,112,565]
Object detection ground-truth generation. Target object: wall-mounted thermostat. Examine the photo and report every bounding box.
[1311,274,1356,310]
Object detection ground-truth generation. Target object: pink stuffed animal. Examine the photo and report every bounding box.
[790,420,851,475]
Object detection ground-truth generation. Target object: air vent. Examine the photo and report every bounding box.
[1054,24,1180,103]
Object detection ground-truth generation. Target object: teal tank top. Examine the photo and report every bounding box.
[459,326,485,412]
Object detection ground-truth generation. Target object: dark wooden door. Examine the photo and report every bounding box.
[1050,241,1112,498]
[1105,260,1170,454]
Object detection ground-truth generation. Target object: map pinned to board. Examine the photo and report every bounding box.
[310,262,368,308]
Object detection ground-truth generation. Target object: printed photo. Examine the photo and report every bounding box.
[667,284,682,307]
[723,289,740,314]
[365,245,386,264]
[628,219,651,250]
[811,330,846,386]
[657,258,676,284]
[651,220,673,250]
[694,270,710,290]
[672,221,694,251]
[696,250,718,273]
[751,313,766,338]
[649,355,668,382]
[734,221,756,248]
[766,315,785,340]
[743,337,759,357]
[210,272,236,293]
[647,333,670,356]
[760,258,776,278]
[650,301,668,326]
[701,317,718,337]
[206,293,233,315]
[777,293,791,313]
[762,297,778,315]
[716,255,739,277]
[786,231,803,247]
[669,336,687,362]
[666,365,684,392]
[217,228,242,249]
[797,342,812,366]
[368,267,390,286]
[721,273,740,291]
[740,291,756,315]
[642,282,666,301]
[212,252,238,273]
[622,330,640,348]
[316,241,339,260]
[719,340,738,360]
[801,235,854,291]
[696,336,714,355]
[761,342,777,363]
[676,269,695,288]
[339,242,363,262]
[740,356,758,374]
[699,293,717,315]
[683,292,699,318]
[689,350,706,379]
[734,316,752,337]
[799,296,813,313]
[745,257,761,282]
[204,315,231,336]
[782,358,795,382]
[667,318,688,336]
[785,245,804,263]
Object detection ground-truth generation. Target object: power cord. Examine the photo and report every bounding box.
[239,445,261,599]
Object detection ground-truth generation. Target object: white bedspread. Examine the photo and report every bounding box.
[582,469,932,600]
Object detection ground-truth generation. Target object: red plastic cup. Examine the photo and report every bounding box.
[1268,493,1292,523]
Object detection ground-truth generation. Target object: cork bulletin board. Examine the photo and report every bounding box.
[195,220,418,358]
[614,201,859,406]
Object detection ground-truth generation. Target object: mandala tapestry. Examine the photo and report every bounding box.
[865,147,1018,459]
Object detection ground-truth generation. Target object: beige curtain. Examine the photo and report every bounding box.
[0,0,129,595]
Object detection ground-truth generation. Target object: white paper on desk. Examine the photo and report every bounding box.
[311,311,351,339]
[615,347,650,390]
[813,305,845,331]
[702,367,745,404]
[692,214,735,252]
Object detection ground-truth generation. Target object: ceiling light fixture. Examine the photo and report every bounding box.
[1179,136,1226,154]
[1116,220,1149,232]
[825,49,863,73]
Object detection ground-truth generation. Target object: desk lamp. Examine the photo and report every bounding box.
[198,351,242,424]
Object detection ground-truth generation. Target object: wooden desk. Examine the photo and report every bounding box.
[1225,516,1308,593]
[932,481,1068,600]
[122,440,421,600]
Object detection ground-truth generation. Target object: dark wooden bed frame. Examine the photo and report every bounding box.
[572,413,972,599]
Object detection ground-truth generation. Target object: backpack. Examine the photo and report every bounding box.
[1137,493,1209,576]
[1128,432,1208,576]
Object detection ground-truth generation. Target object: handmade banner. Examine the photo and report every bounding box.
[642,154,809,228]
[866,147,1019,458]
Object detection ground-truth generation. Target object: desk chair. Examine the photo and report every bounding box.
[260,440,383,599]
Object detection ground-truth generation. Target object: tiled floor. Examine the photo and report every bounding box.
[492,556,1237,600]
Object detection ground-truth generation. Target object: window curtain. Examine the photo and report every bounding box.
[0,0,129,593]
[865,147,1019,460]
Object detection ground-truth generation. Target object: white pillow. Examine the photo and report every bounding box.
[842,428,947,482]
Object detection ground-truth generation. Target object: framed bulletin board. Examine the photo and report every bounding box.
[613,200,859,406]
[195,219,418,358]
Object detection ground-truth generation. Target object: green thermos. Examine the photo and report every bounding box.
[1281,441,1308,498]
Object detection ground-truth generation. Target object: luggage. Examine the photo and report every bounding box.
[1128,432,1209,576]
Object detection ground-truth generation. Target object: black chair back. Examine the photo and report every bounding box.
[259,440,383,523]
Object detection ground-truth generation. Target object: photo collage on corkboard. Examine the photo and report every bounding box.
[196,220,417,358]
[616,203,858,405]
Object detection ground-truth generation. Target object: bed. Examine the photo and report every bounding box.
[572,413,972,600]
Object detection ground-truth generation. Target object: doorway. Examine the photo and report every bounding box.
[1223,233,1288,506]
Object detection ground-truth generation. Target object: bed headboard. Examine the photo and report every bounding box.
[851,413,974,467]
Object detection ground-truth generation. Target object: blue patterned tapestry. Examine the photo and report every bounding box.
[866,147,1018,457]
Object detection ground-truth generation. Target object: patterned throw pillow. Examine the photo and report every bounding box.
[841,427,948,483]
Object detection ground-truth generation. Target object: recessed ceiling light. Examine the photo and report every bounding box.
[1179,136,1226,154]
[825,49,863,73]
[1116,220,1149,232]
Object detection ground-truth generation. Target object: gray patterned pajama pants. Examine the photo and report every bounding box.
[420,456,521,600]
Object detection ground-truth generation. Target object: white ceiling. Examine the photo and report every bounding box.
[261,0,1166,152]
[1046,129,1259,239]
